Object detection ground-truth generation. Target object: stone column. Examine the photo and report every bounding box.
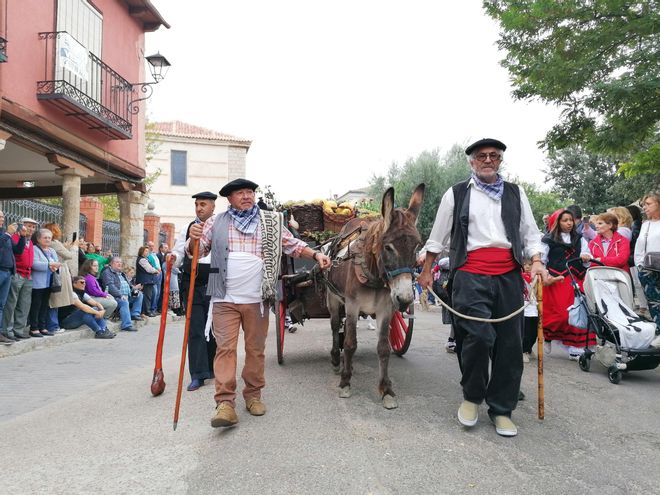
[55,167,85,241]
[118,190,147,269]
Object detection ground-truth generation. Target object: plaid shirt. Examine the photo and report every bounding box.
[193,213,307,259]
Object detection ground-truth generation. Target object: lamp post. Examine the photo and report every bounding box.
[128,52,171,115]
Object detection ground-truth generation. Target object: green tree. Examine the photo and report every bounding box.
[511,179,566,229]
[369,145,471,240]
[544,146,658,213]
[484,0,660,176]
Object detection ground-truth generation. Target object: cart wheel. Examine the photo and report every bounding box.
[389,305,414,356]
[607,365,622,384]
[276,301,286,365]
[578,354,590,372]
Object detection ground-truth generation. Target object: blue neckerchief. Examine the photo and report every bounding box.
[471,173,504,201]
[228,205,260,234]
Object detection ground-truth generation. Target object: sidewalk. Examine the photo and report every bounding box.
[0,312,183,359]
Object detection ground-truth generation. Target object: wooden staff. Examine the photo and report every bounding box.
[536,275,545,420]
[173,238,200,430]
[151,254,174,396]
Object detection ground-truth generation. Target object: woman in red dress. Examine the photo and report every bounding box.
[542,209,595,360]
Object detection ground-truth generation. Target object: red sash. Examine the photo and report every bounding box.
[458,247,517,276]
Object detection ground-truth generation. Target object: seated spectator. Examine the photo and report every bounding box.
[84,242,110,275]
[79,259,118,317]
[59,276,114,339]
[100,256,143,332]
[607,206,634,241]
[30,228,61,337]
[589,212,630,273]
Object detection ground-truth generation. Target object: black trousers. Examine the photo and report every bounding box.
[181,276,216,381]
[452,269,523,417]
[141,284,154,314]
[522,316,538,354]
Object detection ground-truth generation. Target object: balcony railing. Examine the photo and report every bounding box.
[36,32,134,139]
[0,36,7,63]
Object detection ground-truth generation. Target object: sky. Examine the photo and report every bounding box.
[145,1,561,202]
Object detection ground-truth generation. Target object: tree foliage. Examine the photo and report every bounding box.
[544,146,659,214]
[484,0,660,176]
[511,179,566,229]
[369,145,471,241]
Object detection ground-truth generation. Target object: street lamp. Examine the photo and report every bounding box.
[127,52,171,115]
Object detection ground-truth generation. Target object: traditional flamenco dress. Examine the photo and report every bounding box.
[542,231,597,352]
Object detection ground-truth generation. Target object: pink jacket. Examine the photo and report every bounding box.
[588,231,630,273]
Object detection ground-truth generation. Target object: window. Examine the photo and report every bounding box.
[171,150,187,186]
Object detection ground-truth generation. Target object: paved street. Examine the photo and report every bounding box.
[1,308,658,494]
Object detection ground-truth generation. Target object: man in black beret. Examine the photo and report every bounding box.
[187,178,332,428]
[418,138,548,437]
[170,191,218,391]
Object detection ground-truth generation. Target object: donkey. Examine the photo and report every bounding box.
[325,184,424,409]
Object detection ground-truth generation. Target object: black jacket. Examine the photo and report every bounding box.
[0,230,26,273]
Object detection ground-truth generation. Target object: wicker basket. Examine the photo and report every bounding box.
[323,209,356,233]
[289,204,324,233]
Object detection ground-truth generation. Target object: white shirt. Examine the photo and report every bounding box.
[424,179,544,259]
[634,220,660,267]
[171,218,212,268]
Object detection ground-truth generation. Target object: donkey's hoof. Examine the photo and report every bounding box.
[382,394,398,409]
[339,386,351,398]
[332,365,341,375]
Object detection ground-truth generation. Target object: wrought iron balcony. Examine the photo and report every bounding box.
[0,36,7,63]
[36,32,134,139]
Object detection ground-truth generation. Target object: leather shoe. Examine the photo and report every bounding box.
[29,331,43,338]
[94,330,115,339]
[211,402,238,428]
[187,379,204,391]
[146,312,158,318]
[4,334,18,342]
[0,334,14,345]
[13,333,29,340]
[246,398,266,416]
[131,315,143,321]
[121,326,137,332]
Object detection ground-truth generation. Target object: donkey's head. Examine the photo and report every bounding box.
[377,183,425,311]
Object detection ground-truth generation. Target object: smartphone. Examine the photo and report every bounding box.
[16,223,23,232]
[72,231,77,242]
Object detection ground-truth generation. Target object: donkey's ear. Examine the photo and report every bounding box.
[381,187,395,231]
[407,183,425,224]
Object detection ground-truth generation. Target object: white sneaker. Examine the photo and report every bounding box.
[367,323,376,330]
[522,353,530,363]
[445,340,456,353]
[567,346,585,356]
[543,341,551,355]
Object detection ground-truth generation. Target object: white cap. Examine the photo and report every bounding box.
[20,217,38,224]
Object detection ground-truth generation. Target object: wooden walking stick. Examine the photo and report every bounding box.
[536,275,545,420]
[151,254,174,396]
[173,238,200,430]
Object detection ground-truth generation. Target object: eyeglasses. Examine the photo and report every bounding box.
[76,281,86,286]
[474,152,502,162]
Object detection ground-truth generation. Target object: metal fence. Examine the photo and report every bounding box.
[102,219,120,255]
[143,229,148,245]
[0,199,87,239]
[159,230,167,247]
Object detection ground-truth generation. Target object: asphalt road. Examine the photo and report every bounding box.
[1,307,658,494]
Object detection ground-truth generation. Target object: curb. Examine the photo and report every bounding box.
[0,312,184,359]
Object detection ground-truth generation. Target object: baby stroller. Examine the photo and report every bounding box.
[566,259,660,384]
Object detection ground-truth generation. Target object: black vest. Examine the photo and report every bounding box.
[542,233,584,277]
[449,179,522,274]
[136,256,157,285]
[181,220,210,285]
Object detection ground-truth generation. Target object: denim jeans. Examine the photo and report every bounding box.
[0,269,12,333]
[47,307,59,331]
[116,292,144,329]
[151,274,161,312]
[61,309,107,333]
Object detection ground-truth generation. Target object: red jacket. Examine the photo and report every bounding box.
[12,233,34,278]
[588,231,630,273]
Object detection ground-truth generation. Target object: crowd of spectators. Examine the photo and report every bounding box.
[0,215,179,345]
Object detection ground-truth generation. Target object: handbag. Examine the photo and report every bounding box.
[50,269,63,293]
[568,293,588,329]
[643,252,660,272]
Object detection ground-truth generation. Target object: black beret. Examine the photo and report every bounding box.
[219,178,259,197]
[465,138,507,156]
[191,191,217,200]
